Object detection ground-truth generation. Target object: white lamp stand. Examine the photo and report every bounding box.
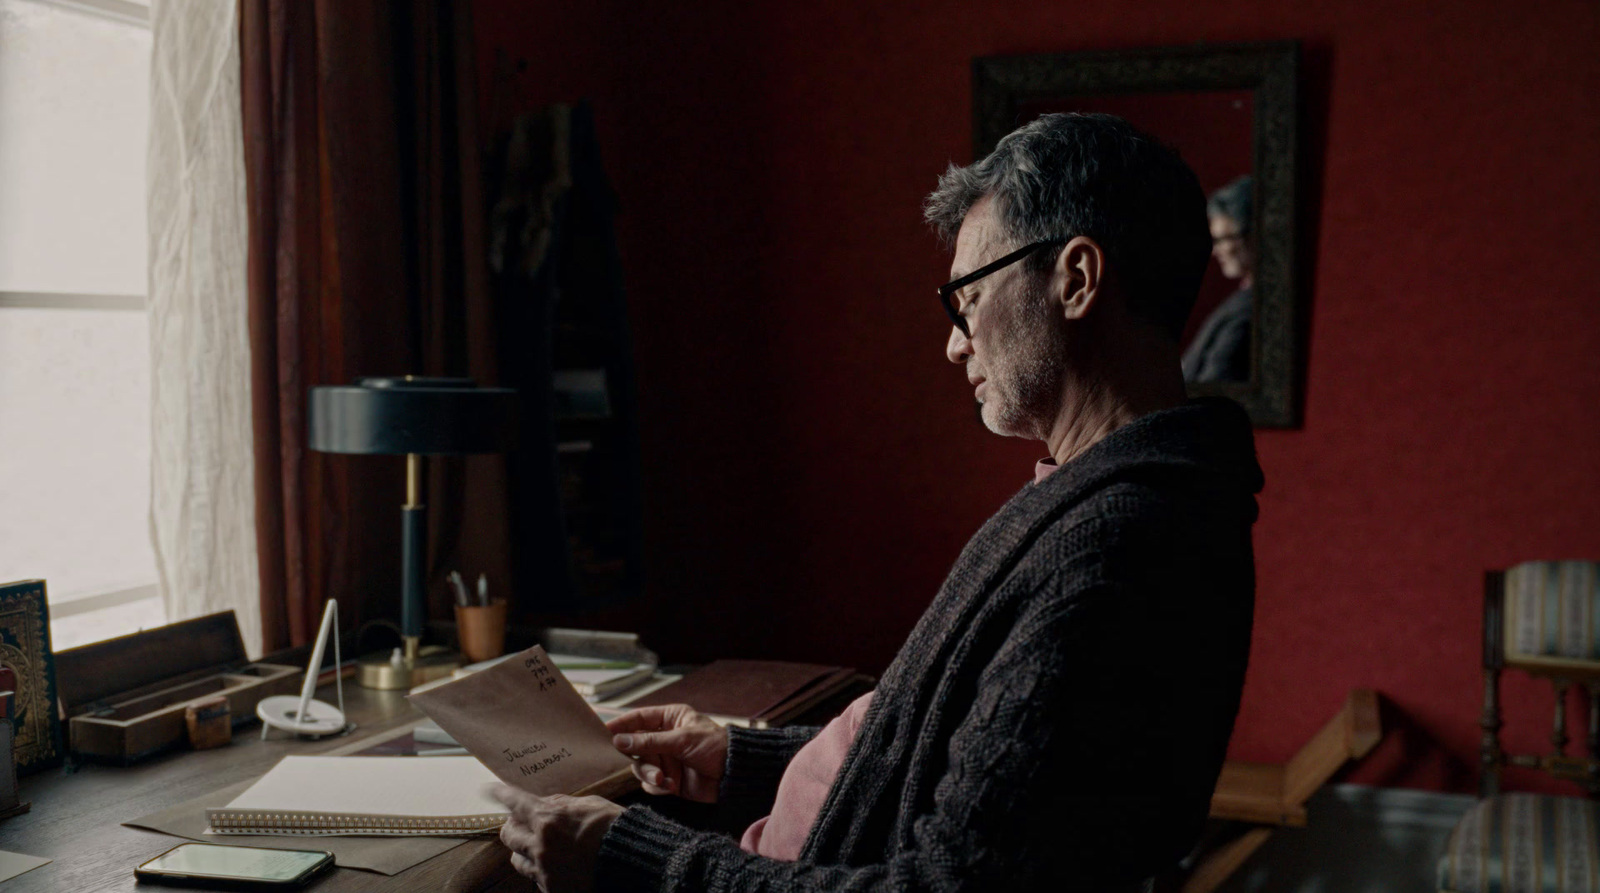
[258,600,353,740]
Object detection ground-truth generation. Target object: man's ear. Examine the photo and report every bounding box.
[1054,235,1105,320]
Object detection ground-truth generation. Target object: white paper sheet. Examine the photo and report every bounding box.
[0,849,50,883]
[224,756,505,818]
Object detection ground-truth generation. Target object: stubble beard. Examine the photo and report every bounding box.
[977,279,1067,440]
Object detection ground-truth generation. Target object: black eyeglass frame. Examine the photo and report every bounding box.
[936,239,1063,336]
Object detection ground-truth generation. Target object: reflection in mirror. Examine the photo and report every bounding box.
[1190,174,1253,383]
[975,42,1301,426]
[1014,91,1256,384]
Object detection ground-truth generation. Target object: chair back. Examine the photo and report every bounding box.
[1481,562,1600,798]
[1503,561,1600,676]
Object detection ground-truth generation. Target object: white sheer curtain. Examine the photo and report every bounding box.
[146,0,261,655]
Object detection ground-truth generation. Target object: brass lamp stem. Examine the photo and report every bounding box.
[406,453,422,508]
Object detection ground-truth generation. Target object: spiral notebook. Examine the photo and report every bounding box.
[205,756,506,836]
[208,644,635,837]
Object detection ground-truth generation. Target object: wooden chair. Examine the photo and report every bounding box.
[1436,562,1600,893]
[1173,688,1382,893]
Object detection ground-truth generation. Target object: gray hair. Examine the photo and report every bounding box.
[1206,175,1253,236]
[923,113,1211,340]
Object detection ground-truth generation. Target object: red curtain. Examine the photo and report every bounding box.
[241,0,508,651]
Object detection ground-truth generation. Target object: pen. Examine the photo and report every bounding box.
[477,573,488,606]
[415,746,470,757]
[448,571,470,607]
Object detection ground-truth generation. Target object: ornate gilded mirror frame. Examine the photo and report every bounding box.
[974,41,1303,427]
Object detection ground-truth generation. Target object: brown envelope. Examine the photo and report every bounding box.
[407,645,633,796]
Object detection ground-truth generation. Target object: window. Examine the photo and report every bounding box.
[0,0,163,648]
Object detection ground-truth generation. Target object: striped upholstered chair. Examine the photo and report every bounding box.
[1437,561,1600,892]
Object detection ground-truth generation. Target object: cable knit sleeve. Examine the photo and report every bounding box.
[598,606,1212,890]
[594,576,1146,892]
[593,482,1251,893]
[712,724,820,833]
[595,724,822,882]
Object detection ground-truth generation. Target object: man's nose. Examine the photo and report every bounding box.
[946,325,972,364]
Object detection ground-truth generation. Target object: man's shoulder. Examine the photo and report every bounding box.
[1022,475,1251,576]
[1043,471,1233,532]
[1026,479,1179,548]
[1023,399,1263,512]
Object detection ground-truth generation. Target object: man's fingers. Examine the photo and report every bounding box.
[492,789,618,891]
[509,851,536,879]
[630,759,665,787]
[509,850,550,891]
[500,819,537,856]
[489,784,530,823]
[605,704,689,735]
[489,784,557,827]
[613,728,696,758]
[629,760,676,795]
[659,755,683,791]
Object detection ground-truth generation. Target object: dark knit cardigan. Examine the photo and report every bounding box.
[597,398,1264,892]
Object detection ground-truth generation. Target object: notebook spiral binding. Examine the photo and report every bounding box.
[206,809,504,836]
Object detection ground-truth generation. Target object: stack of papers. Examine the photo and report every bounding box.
[452,652,656,701]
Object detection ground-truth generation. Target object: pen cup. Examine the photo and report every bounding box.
[454,600,507,665]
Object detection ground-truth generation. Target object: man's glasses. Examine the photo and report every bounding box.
[936,240,1062,337]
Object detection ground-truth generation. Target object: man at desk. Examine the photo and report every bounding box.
[494,112,1263,893]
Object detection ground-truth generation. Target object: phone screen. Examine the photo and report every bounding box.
[140,843,331,882]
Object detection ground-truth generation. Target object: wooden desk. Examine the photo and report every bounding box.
[0,679,523,893]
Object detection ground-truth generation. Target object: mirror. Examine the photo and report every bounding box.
[974,42,1303,427]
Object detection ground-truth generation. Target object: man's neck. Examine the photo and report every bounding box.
[1042,341,1188,466]
[1044,388,1140,466]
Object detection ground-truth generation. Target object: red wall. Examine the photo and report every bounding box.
[472,0,1600,794]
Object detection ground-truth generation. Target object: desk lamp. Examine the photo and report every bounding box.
[308,376,517,689]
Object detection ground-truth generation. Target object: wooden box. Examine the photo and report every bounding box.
[56,612,299,764]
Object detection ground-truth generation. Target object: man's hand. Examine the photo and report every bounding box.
[491,785,623,893]
[606,704,728,803]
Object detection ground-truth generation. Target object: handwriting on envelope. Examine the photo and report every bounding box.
[407,645,632,795]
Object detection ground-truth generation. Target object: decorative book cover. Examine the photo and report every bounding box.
[0,580,63,775]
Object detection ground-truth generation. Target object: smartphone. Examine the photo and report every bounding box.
[135,843,334,889]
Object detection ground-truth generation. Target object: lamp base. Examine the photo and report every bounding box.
[257,695,348,738]
[355,645,461,690]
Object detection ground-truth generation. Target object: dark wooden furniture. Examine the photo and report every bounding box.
[1,654,870,892]
[1174,688,1382,893]
[1479,568,1600,797]
[56,613,299,764]
[1435,564,1600,893]
[0,677,523,893]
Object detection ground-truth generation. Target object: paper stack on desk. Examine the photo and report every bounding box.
[451,651,657,701]
[550,654,657,700]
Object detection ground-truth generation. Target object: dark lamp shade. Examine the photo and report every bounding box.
[308,377,518,455]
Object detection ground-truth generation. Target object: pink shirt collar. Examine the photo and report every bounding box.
[1033,458,1061,484]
